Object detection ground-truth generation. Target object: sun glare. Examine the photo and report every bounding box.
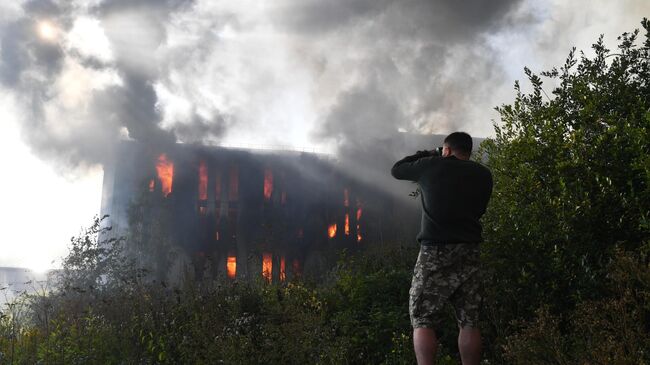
[37,21,58,41]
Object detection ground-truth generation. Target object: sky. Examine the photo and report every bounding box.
[0,0,648,272]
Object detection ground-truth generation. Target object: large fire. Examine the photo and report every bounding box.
[156,154,174,197]
[227,255,236,279]
[345,214,350,236]
[264,169,273,201]
[279,256,286,282]
[328,223,337,238]
[198,160,208,200]
[262,253,272,282]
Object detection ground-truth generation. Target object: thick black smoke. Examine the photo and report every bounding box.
[0,0,526,184]
[0,0,219,171]
[275,0,520,40]
[0,0,526,173]
[288,0,522,198]
[3,0,648,181]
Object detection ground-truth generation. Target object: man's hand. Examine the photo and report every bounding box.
[398,150,434,164]
[414,150,433,158]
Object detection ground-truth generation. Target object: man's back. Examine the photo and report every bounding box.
[391,154,493,244]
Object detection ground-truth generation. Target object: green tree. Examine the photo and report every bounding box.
[479,18,650,360]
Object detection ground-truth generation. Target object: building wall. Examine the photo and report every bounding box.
[100,142,422,283]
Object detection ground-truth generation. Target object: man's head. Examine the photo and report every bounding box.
[442,132,472,160]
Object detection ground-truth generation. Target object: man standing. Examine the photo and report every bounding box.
[391,132,493,365]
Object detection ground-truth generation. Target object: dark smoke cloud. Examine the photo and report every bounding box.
[294,0,521,139]
[278,0,522,199]
[95,74,175,146]
[170,113,230,144]
[0,20,36,86]
[318,82,405,146]
[0,0,202,172]
[276,0,520,41]
[0,14,65,86]
[1,0,528,175]
[0,0,522,175]
[3,0,647,181]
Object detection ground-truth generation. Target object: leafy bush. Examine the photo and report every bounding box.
[1,225,425,364]
[503,247,650,364]
[480,18,650,361]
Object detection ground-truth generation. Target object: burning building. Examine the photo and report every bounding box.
[100,141,420,283]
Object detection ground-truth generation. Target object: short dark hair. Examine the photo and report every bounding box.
[444,132,472,156]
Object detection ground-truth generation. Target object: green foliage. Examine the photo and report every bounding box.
[319,245,415,364]
[57,215,145,294]
[479,18,650,361]
[1,228,425,364]
[503,247,650,364]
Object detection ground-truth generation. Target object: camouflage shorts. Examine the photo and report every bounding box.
[409,243,483,329]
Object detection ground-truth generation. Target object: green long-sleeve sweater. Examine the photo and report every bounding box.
[391,152,493,245]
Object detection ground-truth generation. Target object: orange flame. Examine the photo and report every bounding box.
[343,188,349,207]
[156,154,174,197]
[280,256,286,282]
[148,179,155,192]
[198,160,208,200]
[262,253,272,282]
[345,214,350,235]
[227,255,236,279]
[264,168,273,201]
[328,223,337,238]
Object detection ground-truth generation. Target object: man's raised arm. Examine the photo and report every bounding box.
[391,151,434,181]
